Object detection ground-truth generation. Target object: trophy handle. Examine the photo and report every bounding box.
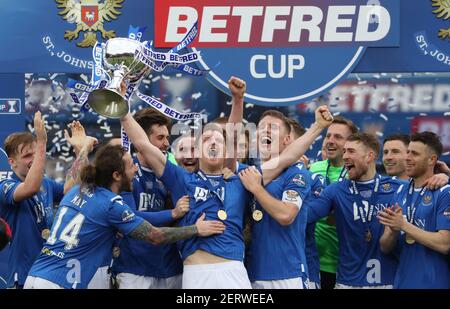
[87,68,129,119]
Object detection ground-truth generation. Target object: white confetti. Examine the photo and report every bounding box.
[358,80,367,85]
[104,133,113,138]
[373,74,381,79]
[390,78,399,83]
[191,92,202,100]
[419,113,428,116]
[161,74,170,80]
[380,113,388,121]
[376,131,384,137]
[152,76,161,82]
[443,152,450,156]
[56,162,65,172]
[245,103,254,108]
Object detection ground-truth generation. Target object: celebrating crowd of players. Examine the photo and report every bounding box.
[0,77,449,289]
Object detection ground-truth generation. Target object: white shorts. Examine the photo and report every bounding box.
[182,261,251,289]
[308,281,321,289]
[87,266,110,289]
[251,277,307,289]
[24,276,63,289]
[116,273,182,289]
[334,283,393,289]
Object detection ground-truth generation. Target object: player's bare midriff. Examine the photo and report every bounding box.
[184,250,232,265]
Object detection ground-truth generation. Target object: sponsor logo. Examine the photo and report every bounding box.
[121,208,135,222]
[194,186,209,202]
[0,99,21,115]
[292,174,306,187]
[155,0,399,106]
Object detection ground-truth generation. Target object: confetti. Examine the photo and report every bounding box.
[191,92,202,100]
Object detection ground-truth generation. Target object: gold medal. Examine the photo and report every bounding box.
[364,230,372,243]
[41,229,50,240]
[217,209,227,221]
[112,246,121,258]
[252,210,263,222]
[405,234,415,245]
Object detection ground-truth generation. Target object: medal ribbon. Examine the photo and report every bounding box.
[405,180,427,224]
[351,174,381,236]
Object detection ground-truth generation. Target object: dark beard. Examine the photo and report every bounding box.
[119,175,132,192]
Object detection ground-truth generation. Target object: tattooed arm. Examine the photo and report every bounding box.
[63,147,90,194]
[129,221,197,245]
[129,213,226,245]
[63,121,97,193]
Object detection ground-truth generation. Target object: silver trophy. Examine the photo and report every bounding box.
[87,38,150,118]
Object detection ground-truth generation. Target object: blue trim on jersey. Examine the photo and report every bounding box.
[0,173,63,287]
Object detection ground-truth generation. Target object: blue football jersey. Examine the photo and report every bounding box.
[293,162,324,285]
[393,183,450,288]
[305,172,325,285]
[112,157,182,278]
[28,185,143,289]
[245,163,311,282]
[308,175,401,287]
[160,161,251,261]
[0,173,64,287]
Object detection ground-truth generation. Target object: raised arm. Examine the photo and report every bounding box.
[225,76,246,172]
[120,113,166,178]
[13,111,47,202]
[63,121,98,194]
[128,213,225,245]
[261,106,333,185]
